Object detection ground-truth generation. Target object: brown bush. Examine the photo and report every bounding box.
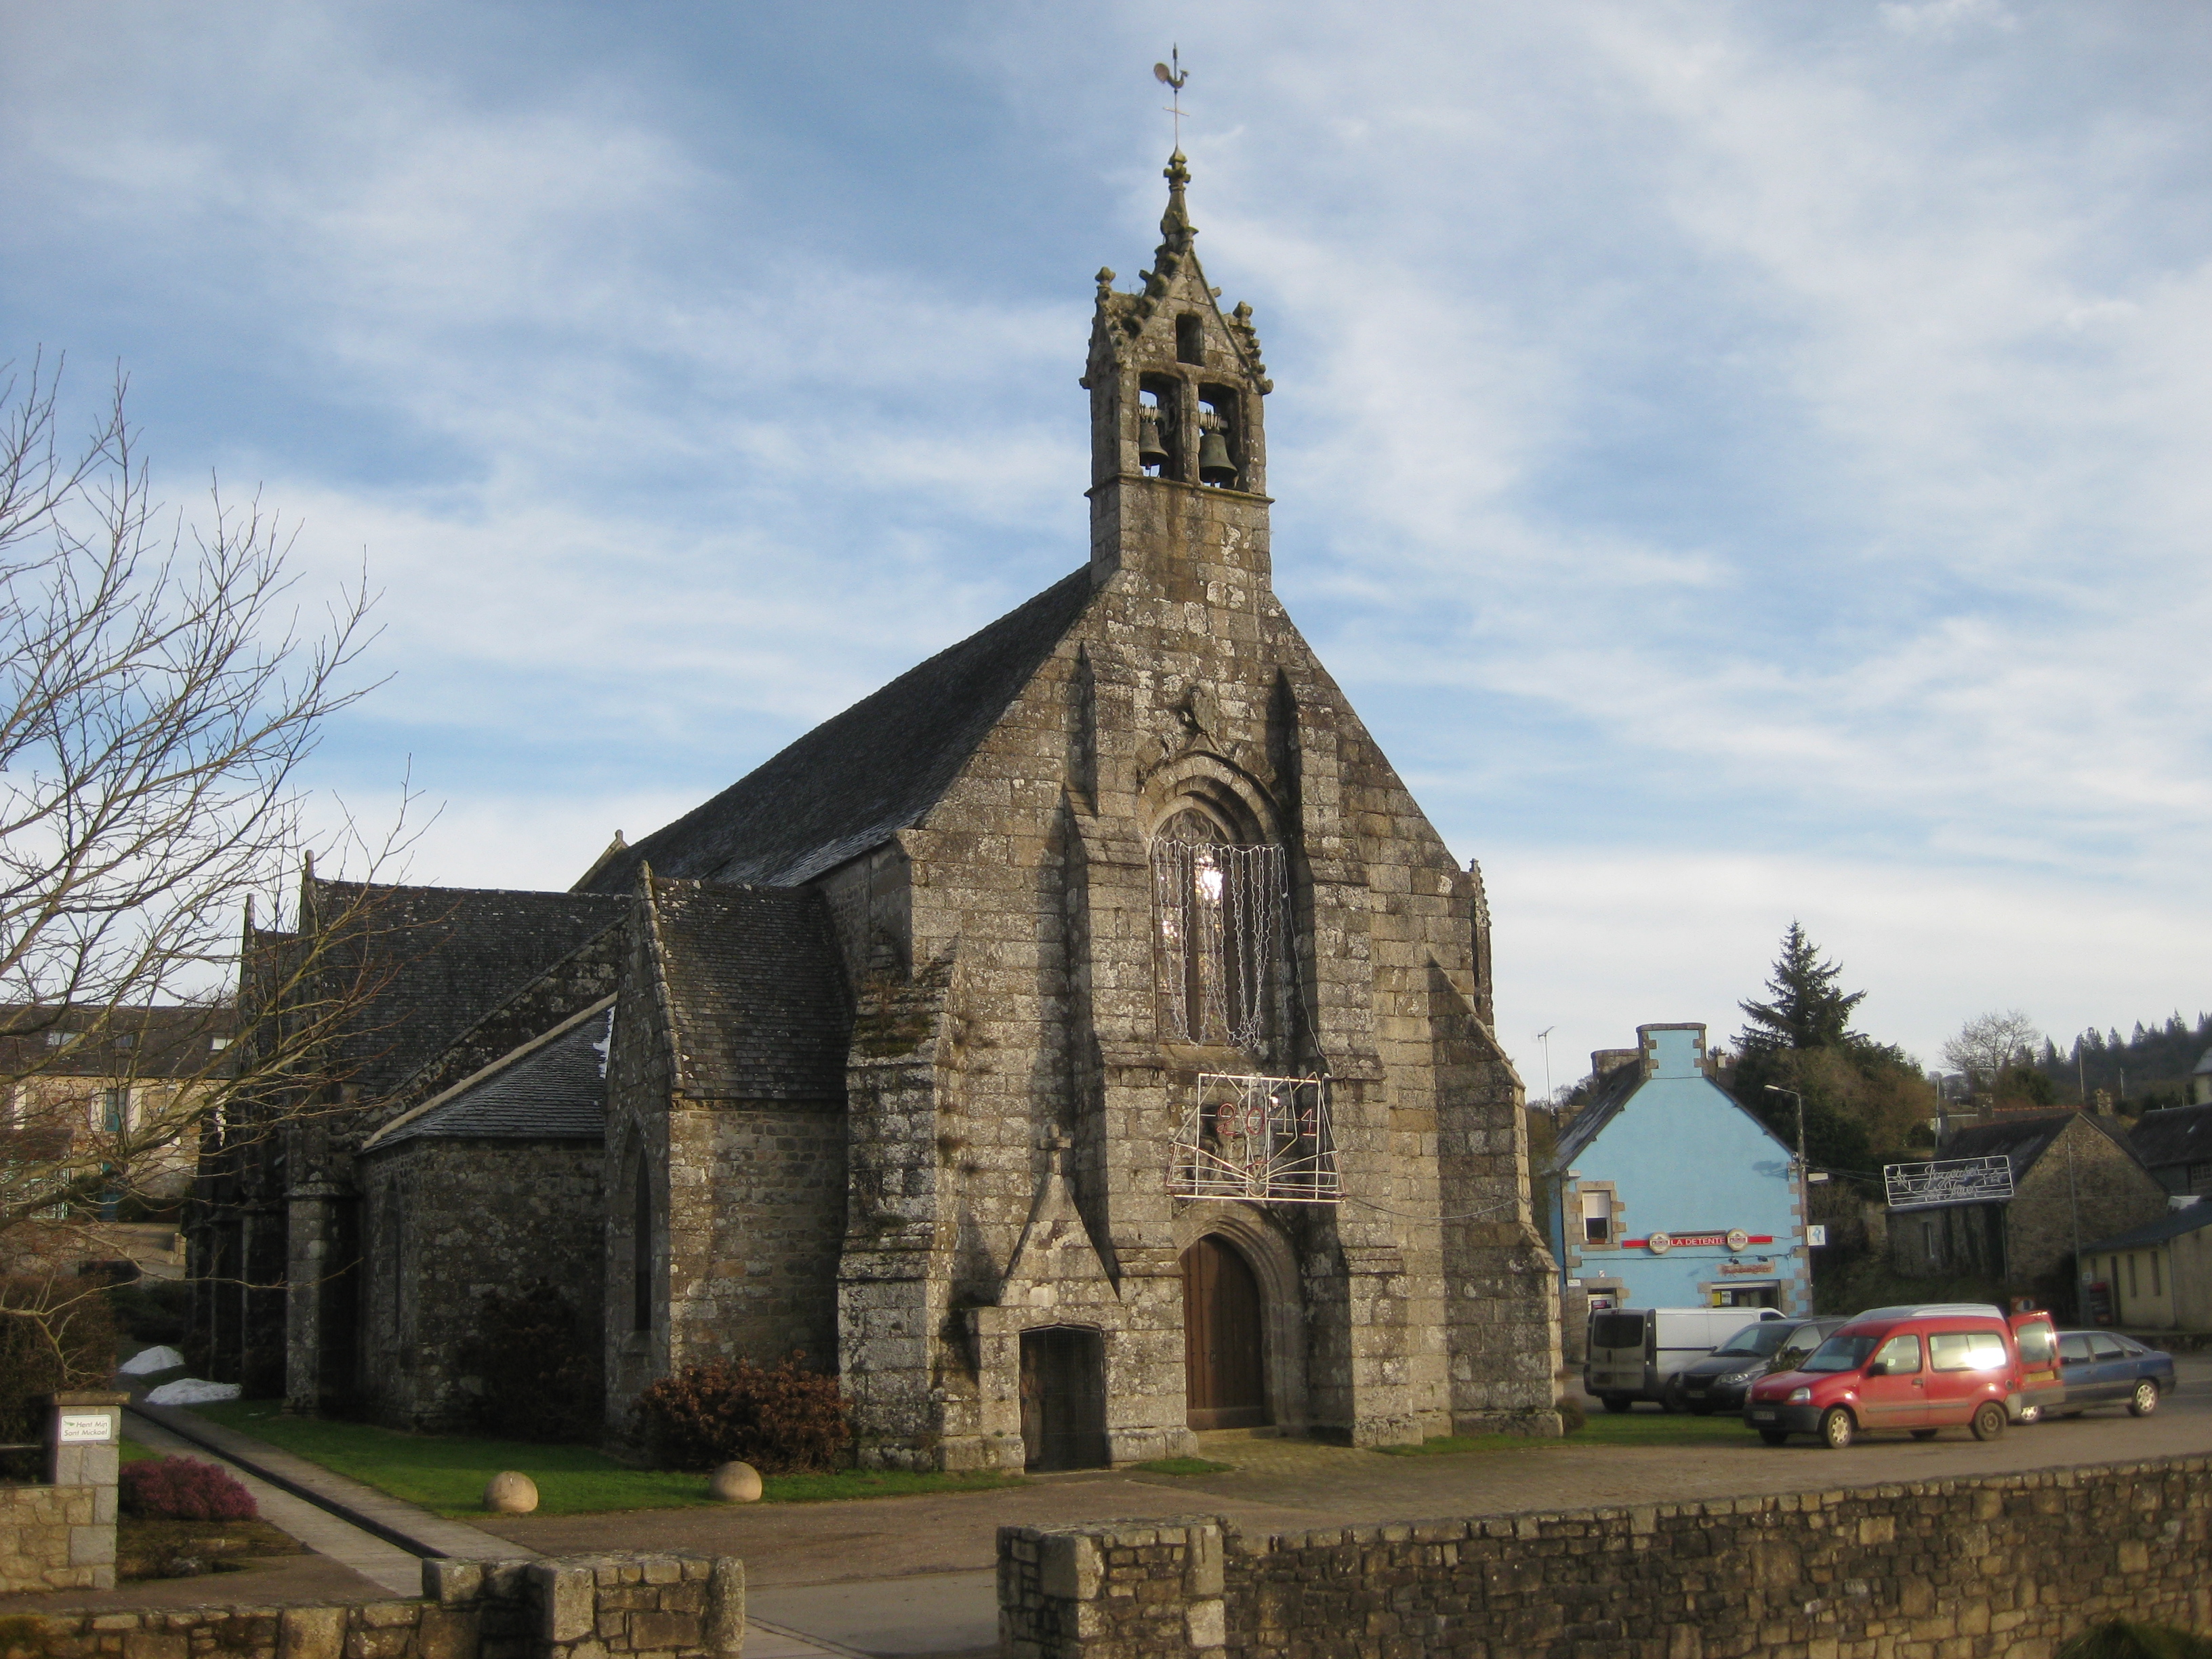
[632,1352,851,1474]
[0,1274,119,1445]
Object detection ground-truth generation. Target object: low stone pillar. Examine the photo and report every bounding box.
[425,1551,744,1659]
[47,1389,125,1589]
[999,1518,1222,1659]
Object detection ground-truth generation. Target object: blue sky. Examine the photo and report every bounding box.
[5,0,2211,1088]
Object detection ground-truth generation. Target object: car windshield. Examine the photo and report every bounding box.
[1715,1323,1792,1357]
[1800,1332,1880,1373]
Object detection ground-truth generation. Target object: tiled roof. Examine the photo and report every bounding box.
[649,879,851,1102]
[368,1006,610,1150]
[1550,1060,1646,1171]
[584,567,1096,892]
[2129,1103,2212,1172]
[2081,1200,2212,1256]
[311,882,628,1097]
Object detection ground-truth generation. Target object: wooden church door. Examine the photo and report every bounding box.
[1181,1235,1268,1429]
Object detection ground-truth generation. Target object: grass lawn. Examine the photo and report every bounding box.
[1380,1410,1758,1457]
[185,1401,1022,1516]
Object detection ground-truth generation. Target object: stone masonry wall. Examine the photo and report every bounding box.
[1000,1454,2212,1659]
[2007,1117,2167,1288]
[356,1139,605,1431]
[0,1484,106,1596]
[0,1552,741,1659]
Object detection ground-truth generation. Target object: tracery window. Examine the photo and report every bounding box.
[1150,809,1284,1052]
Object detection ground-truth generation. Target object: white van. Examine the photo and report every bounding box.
[1585,1306,1786,1412]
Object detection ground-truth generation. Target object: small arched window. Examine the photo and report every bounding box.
[1152,808,1284,1052]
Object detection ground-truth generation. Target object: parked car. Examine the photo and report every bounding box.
[1743,1303,2059,1449]
[2052,1330,2175,1418]
[1586,1306,1786,1412]
[1668,1316,1848,1414]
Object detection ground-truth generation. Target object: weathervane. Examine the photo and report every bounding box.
[1153,47,1189,148]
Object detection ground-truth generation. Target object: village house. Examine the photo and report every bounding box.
[2079,1202,2212,1331]
[188,153,1563,1468]
[1888,1109,2168,1299]
[2128,1101,2212,1199]
[1546,1024,1812,1323]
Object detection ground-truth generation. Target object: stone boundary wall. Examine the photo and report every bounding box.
[999,1455,2212,1659]
[0,1552,743,1659]
[0,1485,109,1596]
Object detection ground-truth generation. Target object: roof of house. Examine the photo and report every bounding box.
[310,882,628,1097]
[367,1004,611,1151]
[0,1005,236,1082]
[648,878,853,1102]
[1550,1060,1647,1170]
[1939,1108,2144,1175]
[2128,1102,2212,1171]
[582,566,1097,893]
[2080,1200,2212,1256]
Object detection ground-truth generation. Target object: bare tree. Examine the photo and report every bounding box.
[0,353,408,1383]
[1942,1009,2044,1097]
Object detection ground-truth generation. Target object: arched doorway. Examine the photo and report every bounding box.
[1182,1235,1269,1430]
[1018,1326,1107,1471]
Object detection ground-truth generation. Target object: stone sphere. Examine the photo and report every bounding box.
[483,1471,539,1514]
[708,1461,762,1502]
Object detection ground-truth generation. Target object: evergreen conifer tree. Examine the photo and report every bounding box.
[1736,922,1868,1054]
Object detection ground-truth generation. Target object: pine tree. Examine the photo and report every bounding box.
[1736,922,1868,1054]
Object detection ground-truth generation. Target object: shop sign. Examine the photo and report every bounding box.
[1625,1229,1775,1254]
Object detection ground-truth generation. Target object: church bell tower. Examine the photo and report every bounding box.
[1083,152,1273,598]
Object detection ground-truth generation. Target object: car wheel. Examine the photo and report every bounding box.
[1602,1395,1633,1414]
[1757,1428,1789,1446]
[1820,1406,1856,1450]
[1970,1401,2007,1442]
[1910,1429,1938,1441]
[2017,1404,2041,1425]
[2129,1380,2159,1418]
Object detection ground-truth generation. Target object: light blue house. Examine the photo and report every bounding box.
[1547,1023,1811,1315]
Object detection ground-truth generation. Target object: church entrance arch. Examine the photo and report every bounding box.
[1181,1234,1269,1430]
[1018,1325,1108,1471]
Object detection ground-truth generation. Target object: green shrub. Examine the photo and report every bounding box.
[632,1353,851,1474]
[2057,1623,2212,1659]
[457,1283,601,1442]
[0,1275,119,1444]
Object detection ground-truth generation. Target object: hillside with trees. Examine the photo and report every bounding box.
[2030,1012,2212,1112]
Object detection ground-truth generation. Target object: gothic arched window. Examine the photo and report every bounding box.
[1151,808,1284,1052]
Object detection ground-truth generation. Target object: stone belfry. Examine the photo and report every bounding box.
[1084,150,1273,598]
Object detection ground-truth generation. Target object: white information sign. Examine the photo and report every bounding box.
[1884,1154,2015,1212]
[57,1414,112,1444]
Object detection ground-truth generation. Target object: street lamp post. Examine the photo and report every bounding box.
[1765,1084,1811,1315]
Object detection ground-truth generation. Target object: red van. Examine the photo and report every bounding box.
[1744,1303,2062,1448]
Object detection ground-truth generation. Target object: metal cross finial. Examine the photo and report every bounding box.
[1153,47,1189,148]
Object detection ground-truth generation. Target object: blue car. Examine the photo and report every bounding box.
[2053,1330,2175,1417]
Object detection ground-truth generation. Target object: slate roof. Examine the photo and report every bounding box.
[1939,1109,2144,1175]
[2129,1103,2212,1173]
[0,1004,235,1082]
[1550,1060,1645,1170]
[367,1006,610,1151]
[649,878,851,1102]
[584,566,1097,893]
[312,882,628,1097]
[2080,1200,2212,1256]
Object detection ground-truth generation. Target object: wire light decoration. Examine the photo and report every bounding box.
[1151,837,1285,1051]
[1172,1072,1340,1203]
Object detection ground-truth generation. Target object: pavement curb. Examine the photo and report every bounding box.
[127,1400,531,1564]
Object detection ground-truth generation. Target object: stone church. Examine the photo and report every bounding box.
[189,153,1561,1469]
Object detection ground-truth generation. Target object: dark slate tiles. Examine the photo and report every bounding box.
[370,1007,611,1148]
[650,878,850,1103]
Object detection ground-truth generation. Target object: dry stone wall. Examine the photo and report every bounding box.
[1000,1454,2212,1659]
[0,1553,741,1659]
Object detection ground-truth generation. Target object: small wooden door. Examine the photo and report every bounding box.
[1019,1326,1108,1471]
[1182,1235,1269,1430]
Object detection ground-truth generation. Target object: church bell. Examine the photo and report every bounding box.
[1197,418,1237,487]
[1137,403,1170,472]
